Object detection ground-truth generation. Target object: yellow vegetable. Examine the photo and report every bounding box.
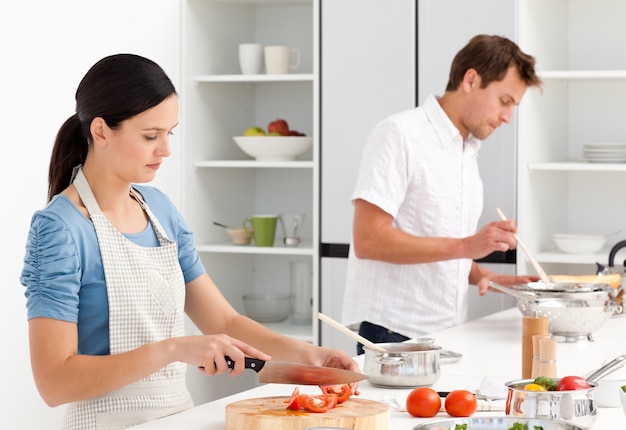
[523,383,547,391]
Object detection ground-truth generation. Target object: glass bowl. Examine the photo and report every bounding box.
[243,292,291,322]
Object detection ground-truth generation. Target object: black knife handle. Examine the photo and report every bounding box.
[224,356,266,373]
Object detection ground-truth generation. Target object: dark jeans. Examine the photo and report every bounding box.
[356,321,410,355]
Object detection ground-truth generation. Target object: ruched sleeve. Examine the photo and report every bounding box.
[21,211,81,322]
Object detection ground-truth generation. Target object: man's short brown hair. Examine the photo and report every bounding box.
[445,34,542,91]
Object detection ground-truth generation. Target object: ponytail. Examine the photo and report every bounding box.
[47,114,88,202]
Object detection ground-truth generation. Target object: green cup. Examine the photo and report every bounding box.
[243,215,278,247]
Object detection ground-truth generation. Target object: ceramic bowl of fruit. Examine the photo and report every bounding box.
[233,135,312,161]
[235,119,312,161]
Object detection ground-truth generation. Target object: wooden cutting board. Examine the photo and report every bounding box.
[225,396,390,430]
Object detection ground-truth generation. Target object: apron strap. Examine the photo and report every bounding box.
[129,187,173,244]
[72,166,102,216]
[72,166,173,244]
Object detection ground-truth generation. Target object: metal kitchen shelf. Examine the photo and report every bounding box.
[196,241,314,255]
[194,160,314,168]
[528,161,626,172]
[193,74,314,84]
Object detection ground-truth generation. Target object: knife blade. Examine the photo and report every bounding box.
[225,356,368,385]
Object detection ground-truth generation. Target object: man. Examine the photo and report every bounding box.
[341,35,543,354]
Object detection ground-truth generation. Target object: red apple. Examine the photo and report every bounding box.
[268,119,289,136]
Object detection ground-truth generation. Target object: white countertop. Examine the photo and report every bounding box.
[135,308,626,429]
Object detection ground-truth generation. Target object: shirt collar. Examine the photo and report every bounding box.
[423,94,482,154]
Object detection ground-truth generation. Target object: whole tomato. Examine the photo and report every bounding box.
[405,387,441,418]
[556,376,590,391]
[444,390,477,417]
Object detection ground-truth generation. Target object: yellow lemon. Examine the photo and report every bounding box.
[524,383,547,391]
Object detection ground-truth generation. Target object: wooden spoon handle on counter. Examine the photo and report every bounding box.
[496,208,552,289]
[317,312,387,352]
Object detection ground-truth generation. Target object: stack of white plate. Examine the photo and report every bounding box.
[583,143,626,163]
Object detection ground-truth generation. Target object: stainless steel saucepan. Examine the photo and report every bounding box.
[363,342,441,388]
[505,355,626,428]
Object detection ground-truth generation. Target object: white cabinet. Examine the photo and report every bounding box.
[516,0,626,276]
[320,0,416,245]
[180,0,318,345]
[318,0,416,353]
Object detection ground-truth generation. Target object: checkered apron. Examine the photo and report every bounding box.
[62,168,193,429]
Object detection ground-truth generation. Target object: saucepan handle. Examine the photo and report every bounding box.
[586,354,626,384]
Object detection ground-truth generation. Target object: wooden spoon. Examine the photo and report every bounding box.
[496,208,552,289]
[317,312,387,352]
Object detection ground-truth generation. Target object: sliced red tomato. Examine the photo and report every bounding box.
[286,387,302,410]
[301,394,338,413]
[320,384,351,404]
[556,376,590,391]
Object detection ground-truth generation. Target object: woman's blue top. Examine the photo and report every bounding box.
[20,185,206,355]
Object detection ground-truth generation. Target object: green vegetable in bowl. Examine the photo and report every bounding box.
[532,376,558,391]
[621,384,626,393]
[454,425,467,430]
[508,423,544,430]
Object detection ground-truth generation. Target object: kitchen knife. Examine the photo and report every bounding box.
[225,356,368,385]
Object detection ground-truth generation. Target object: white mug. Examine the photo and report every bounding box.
[238,43,264,75]
[264,46,301,74]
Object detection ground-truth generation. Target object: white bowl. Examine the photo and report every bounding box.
[233,136,312,161]
[552,233,607,254]
[596,377,626,408]
[242,292,291,322]
[594,362,626,408]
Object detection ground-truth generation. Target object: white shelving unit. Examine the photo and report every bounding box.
[516,0,626,276]
[180,0,318,345]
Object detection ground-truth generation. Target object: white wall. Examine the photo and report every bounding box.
[0,1,180,427]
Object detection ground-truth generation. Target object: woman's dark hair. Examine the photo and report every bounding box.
[47,54,177,201]
[445,34,542,92]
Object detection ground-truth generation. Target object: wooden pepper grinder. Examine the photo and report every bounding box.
[531,334,551,379]
[538,337,558,378]
[522,315,549,379]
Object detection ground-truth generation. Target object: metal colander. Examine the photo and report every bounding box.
[491,281,621,341]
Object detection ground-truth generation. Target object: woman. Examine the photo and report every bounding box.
[21,53,358,429]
